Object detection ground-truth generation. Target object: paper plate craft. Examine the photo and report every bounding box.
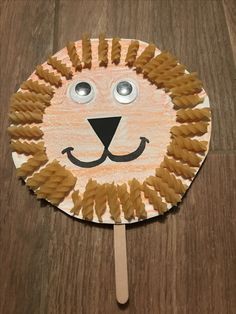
[8,34,211,303]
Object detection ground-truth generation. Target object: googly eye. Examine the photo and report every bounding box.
[68,81,95,103]
[113,80,138,104]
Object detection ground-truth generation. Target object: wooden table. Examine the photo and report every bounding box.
[0,1,235,313]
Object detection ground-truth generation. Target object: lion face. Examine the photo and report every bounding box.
[41,41,176,189]
[10,37,211,224]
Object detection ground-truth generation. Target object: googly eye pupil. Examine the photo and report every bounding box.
[75,82,91,96]
[116,81,133,96]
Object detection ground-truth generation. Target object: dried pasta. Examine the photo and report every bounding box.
[167,143,202,167]
[117,183,134,221]
[95,183,107,222]
[67,42,82,71]
[10,140,45,155]
[36,65,62,87]
[47,56,73,79]
[129,178,147,220]
[9,110,43,124]
[70,190,82,215]
[176,108,211,123]
[16,151,48,178]
[21,79,54,96]
[161,156,195,179]
[82,34,92,68]
[106,183,121,223]
[154,64,186,87]
[171,136,208,153]
[11,91,51,104]
[82,179,97,221]
[10,101,46,112]
[164,72,199,90]
[35,164,76,205]
[143,183,167,214]
[134,43,156,73]
[170,122,208,137]
[111,37,121,65]
[7,126,43,140]
[155,167,187,195]
[172,94,204,109]
[26,160,60,190]
[125,40,139,66]
[142,51,173,75]
[98,34,108,67]
[147,57,178,82]
[170,80,202,97]
[145,176,181,205]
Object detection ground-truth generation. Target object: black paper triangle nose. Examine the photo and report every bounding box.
[88,116,121,149]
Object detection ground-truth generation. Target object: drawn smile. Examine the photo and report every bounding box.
[62,136,149,168]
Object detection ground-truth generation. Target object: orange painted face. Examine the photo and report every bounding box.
[41,42,176,189]
[11,38,211,224]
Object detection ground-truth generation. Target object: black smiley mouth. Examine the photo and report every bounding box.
[61,116,149,168]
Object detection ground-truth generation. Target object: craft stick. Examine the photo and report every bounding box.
[114,224,129,304]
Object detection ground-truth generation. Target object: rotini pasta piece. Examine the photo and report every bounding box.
[129,178,147,220]
[9,110,43,124]
[134,43,156,73]
[36,65,62,87]
[170,80,203,97]
[172,94,204,109]
[117,183,134,221]
[142,51,173,75]
[98,34,108,67]
[161,156,195,179]
[82,33,92,68]
[176,108,211,123]
[125,40,139,67]
[82,179,97,221]
[11,91,51,105]
[67,42,82,71]
[47,56,73,79]
[143,183,167,214]
[111,37,121,65]
[21,79,54,96]
[171,136,208,153]
[26,160,60,190]
[145,176,181,205]
[70,190,82,215]
[170,122,208,137]
[8,126,43,140]
[45,172,76,205]
[147,58,178,82]
[10,101,46,112]
[16,151,48,178]
[167,143,202,167]
[10,140,45,155]
[154,65,186,87]
[36,167,76,205]
[164,72,198,90]
[106,183,121,223]
[95,183,107,222]
[155,167,187,195]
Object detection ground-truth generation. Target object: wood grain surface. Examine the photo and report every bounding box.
[0,1,235,313]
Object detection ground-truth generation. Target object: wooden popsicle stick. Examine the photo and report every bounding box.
[114,224,129,304]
